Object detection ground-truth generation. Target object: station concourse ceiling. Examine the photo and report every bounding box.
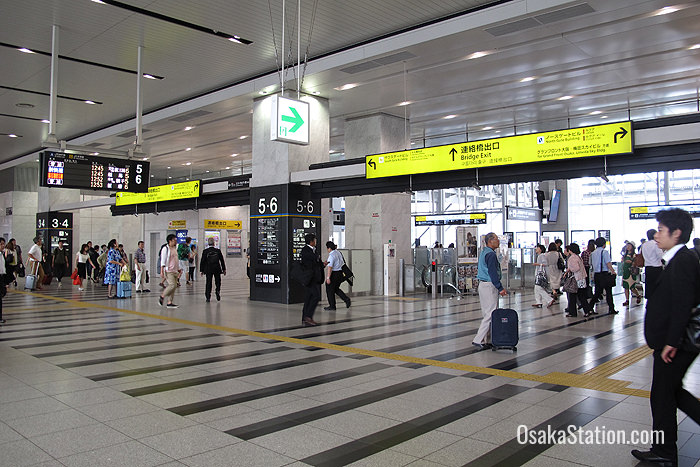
[1,0,699,181]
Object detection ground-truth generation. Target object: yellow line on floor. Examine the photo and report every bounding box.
[9,290,651,399]
[583,346,653,378]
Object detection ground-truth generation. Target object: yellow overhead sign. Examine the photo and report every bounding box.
[204,219,242,230]
[365,121,633,179]
[116,181,200,206]
[167,220,187,229]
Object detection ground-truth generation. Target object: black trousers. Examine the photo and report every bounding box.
[54,263,66,282]
[593,272,616,312]
[302,283,321,320]
[204,272,221,299]
[565,288,592,315]
[645,266,663,298]
[650,349,700,460]
[326,270,350,309]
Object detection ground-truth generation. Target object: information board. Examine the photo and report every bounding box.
[204,219,242,230]
[116,181,200,206]
[40,151,149,192]
[365,121,633,179]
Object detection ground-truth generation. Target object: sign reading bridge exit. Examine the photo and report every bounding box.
[271,95,309,145]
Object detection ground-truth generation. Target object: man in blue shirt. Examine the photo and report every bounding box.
[473,232,508,350]
[591,237,617,315]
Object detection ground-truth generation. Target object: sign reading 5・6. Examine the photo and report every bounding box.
[270,95,309,145]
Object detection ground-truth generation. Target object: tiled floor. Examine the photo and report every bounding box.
[0,279,698,467]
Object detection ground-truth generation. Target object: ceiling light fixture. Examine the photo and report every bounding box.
[185,147,191,151]
[183,162,192,166]
[142,74,157,80]
[91,0,106,4]
[166,166,171,169]
[601,115,608,119]
[335,83,359,91]
[41,119,50,123]
[258,89,269,95]
[557,95,574,101]
[15,103,34,108]
[443,114,457,119]
[225,166,230,170]
[91,152,100,156]
[655,6,679,15]
[398,101,412,106]
[239,135,248,139]
[589,110,602,115]
[482,126,493,130]
[689,44,700,50]
[183,126,193,131]
[18,47,35,54]
[84,100,97,105]
[142,157,148,160]
[467,51,490,59]
[230,153,238,157]
[8,134,18,138]
[520,76,536,82]
[228,36,242,44]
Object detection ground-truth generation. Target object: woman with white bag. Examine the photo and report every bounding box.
[532,244,551,308]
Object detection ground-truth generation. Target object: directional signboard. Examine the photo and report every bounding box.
[630,205,700,220]
[115,180,200,206]
[271,95,309,145]
[365,121,633,179]
[204,219,242,230]
[415,213,487,226]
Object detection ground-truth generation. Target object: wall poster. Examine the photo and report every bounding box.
[227,230,242,257]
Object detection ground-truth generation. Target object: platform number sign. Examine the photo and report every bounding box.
[37,212,72,230]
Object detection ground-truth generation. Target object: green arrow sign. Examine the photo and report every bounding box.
[281,107,304,133]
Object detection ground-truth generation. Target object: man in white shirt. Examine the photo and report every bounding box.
[324,241,351,310]
[27,236,45,289]
[641,228,664,298]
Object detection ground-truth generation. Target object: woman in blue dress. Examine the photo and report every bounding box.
[103,239,124,298]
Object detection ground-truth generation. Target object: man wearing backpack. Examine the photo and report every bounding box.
[200,237,226,302]
[52,240,68,286]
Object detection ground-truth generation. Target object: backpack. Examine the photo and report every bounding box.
[156,243,168,266]
[177,243,189,260]
[206,249,220,268]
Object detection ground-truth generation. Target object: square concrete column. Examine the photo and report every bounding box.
[344,113,411,295]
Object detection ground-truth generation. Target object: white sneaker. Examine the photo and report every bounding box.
[78,287,84,291]
[57,282,62,287]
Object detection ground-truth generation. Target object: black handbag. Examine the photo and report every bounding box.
[682,306,700,353]
[339,251,354,286]
[17,263,25,278]
[562,273,579,294]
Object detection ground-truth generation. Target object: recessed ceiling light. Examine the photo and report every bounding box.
[205,170,210,173]
[91,152,100,156]
[8,134,18,138]
[467,51,490,59]
[601,115,608,119]
[225,166,230,170]
[142,157,148,160]
[520,76,536,82]
[230,153,238,157]
[329,149,336,154]
[183,162,192,166]
[557,95,574,101]
[443,114,458,119]
[239,135,248,139]
[151,174,155,177]
[184,126,194,131]
[398,101,412,106]
[482,126,493,130]
[168,176,172,179]
[41,119,50,123]
[228,36,243,44]
[589,110,602,115]
[185,147,191,151]
[166,166,171,169]
[655,6,679,15]
[334,83,359,91]
[35,159,39,162]
[143,74,157,80]
[91,0,106,4]
[689,44,700,50]
[84,100,97,105]
[18,47,35,54]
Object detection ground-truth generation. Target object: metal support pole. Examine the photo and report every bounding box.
[664,172,670,205]
[297,0,301,99]
[135,46,144,152]
[47,25,59,143]
[398,258,405,296]
[281,0,285,96]
[431,266,437,299]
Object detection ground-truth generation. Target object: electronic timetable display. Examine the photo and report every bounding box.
[40,151,150,192]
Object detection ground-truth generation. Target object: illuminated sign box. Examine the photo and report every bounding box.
[366,121,633,179]
[116,180,200,206]
[415,213,487,226]
[630,205,700,220]
[203,219,242,230]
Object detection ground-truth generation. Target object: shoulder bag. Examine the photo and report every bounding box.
[562,272,579,294]
[682,306,700,353]
[339,251,354,286]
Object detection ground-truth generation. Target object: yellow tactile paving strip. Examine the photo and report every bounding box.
[7,291,653,399]
[583,345,653,378]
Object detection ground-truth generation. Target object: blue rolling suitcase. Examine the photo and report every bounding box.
[116,281,132,298]
[491,308,518,351]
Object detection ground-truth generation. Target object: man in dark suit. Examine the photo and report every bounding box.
[300,233,323,326]
[632,208,700,467]
[199,237,226,302]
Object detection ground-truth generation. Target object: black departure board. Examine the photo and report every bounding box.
[257,218,280,265]
[40,151,150,192]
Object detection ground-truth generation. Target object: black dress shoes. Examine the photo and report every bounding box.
[323,306,336,311]
[345,299,351,308]
[302,317,319,326]
[631,449,677,466]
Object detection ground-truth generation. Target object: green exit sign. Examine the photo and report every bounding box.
[270,95,309,145]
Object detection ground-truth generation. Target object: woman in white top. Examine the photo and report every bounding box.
[544,242,564,303]
[75,244,92,291]
[563,243,594,318]
[532,244,551,308]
